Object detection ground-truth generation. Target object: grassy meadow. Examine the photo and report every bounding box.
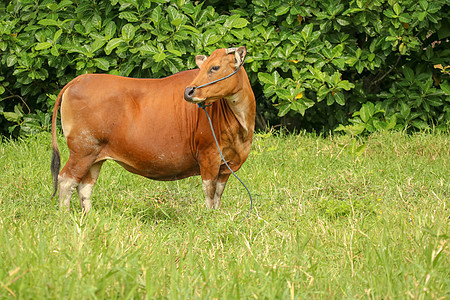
[0,131,448,299]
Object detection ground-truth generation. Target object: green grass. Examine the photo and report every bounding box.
[0,131,448,299]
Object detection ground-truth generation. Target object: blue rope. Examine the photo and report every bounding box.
[197,102,253,220]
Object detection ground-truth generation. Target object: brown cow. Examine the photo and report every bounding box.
[51,46,255,212]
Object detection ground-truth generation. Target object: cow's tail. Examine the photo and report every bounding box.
[50,83,71,199]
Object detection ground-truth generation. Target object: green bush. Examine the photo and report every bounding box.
[0,0,449,136]
[250,0,449,133]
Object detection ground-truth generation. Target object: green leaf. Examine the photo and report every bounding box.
[92,39,106,53]
[119,11,139,22]
[440,82,450,95]
[53,29,63,42]
[105,38,125,55]
[94,58,110,71]
[3,110,23,122]
[419,0,428,10]
[383,10,395,18]
[167,49,182,56]
[6,55,17,67]
[258,73,275,85]
[74,24,88,35]
[230,29,244,39]
[230,17,249,29]
[277,103,292,117]
[331,44,344,58]
[334,92,345,106]
[292,99,314,116]
[360,102,375,123]
[57,0,73,11]
[411,120,429,129]
[275,5,290,16]
[35,42,53,50]
[336,18,350,26]
[104,22,117,39]
[426,97,443,107]
[400,101,411,119]
[180,25,200,34]
[171,18,183,26]
[399,13,410,23]
[393,3,401,15]
[356,61,365,73]
[51,45,59,56]
[301,23,313,40]
[327,94,334,105]
[0,86,5,95]
[122,23,136,41]
[338,80,354,91]
[317,85,329,101]
[151,6,162,25]
[335,123,366,135]
[403,66,414,81]
[153,52,166,62]
[167,6,181,23]
[38,19,59,26]
[417,11,427,21]
[139,44,157,55]
[346,57,358,66]
[203,30,222,46]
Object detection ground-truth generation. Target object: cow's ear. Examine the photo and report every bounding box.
[195,55,207,68]
[235,46,247,68]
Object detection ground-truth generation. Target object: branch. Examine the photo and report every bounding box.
[372,55,402,87]
[0,84,31,114]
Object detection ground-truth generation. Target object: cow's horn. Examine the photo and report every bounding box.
[225,47,238,54]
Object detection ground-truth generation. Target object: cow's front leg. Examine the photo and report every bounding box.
[199,152,222,209]
[212,174,230,209]
[202,179,217,209]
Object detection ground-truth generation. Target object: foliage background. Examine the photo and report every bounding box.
[0,0,449,136]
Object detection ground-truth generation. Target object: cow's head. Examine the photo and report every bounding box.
[184,46,247,103]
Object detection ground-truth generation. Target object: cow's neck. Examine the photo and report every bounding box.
[224,89,253,134]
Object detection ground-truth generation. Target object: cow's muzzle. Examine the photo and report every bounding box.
[184,86,196,102]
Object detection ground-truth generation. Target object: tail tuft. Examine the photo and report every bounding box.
[50,148,60,199]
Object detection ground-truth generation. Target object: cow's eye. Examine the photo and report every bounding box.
[210,66,220,72]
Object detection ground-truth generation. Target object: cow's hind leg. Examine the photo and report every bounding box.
[77,161,104,213]
[58,153,99,212]
[58,175,78,211]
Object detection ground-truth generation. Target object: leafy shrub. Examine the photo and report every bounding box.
[0,0,448,137]
[251,0,449,133]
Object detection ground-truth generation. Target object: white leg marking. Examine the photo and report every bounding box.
[213,182,226,209]
[77,183,94,213]
[202,180,216,209]
[58,175,78,211]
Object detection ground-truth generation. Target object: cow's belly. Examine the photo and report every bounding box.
[116,159,200,181]
[98,139,200,181]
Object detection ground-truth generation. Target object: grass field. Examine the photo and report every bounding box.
[0,131,448,299]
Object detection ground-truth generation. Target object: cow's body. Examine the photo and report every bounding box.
[51,47,255,212]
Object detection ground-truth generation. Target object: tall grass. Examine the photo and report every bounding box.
[0,131,448,299]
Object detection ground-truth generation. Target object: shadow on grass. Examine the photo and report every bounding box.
[95,192,199,224]
[131,203,181,224]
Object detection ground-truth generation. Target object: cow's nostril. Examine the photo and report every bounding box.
[184,86,196,101]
